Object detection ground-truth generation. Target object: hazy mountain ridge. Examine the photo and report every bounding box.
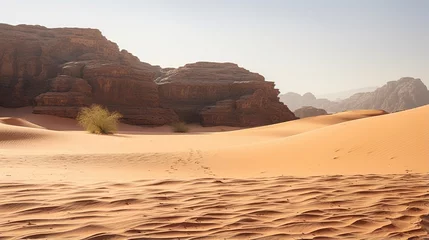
[316,86,379,101]
[280,77,429,113]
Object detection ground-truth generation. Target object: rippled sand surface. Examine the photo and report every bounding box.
[1,174,428,239]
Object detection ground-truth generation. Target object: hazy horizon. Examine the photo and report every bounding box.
[1,0,428,95]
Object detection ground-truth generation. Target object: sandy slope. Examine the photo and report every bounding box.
[205,107,429,177]
[0,106,428,239]
[0,107,426,181]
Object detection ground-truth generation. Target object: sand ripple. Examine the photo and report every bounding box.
[0,174,428,239]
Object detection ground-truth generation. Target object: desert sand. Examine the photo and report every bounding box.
[0,106,428,239]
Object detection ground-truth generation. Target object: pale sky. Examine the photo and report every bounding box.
[1,0,428,96]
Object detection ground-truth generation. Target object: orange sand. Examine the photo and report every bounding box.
[0,106,428,239]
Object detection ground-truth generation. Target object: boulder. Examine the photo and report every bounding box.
[294,106,328,119]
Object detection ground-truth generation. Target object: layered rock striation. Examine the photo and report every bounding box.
[156,62,296,126]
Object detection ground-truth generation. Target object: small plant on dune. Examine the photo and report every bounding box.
[171,121,189,133]
[77,104,122,134]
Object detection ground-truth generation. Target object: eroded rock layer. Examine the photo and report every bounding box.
[156,62,296,126]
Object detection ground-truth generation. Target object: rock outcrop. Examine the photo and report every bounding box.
[1,24,295,127]
[33,75,92,118]
[0,24,120,107]
[0,23,179,125]
[280,78,429,113]
[156,62,296,127]
[335,77,429,113]
[294,106,328,119]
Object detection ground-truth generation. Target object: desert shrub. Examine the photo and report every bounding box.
[77,105,122,134]
[171,121,189,133]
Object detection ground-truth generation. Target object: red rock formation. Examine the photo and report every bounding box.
[1,24,296,127]
[0,24,120,107]
[0,24,179,125]
[201,89,296,127]
[33,75,92,118]
[293,106,328,119]
[157,62,297,126]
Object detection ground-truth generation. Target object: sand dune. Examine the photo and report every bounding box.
[205,106,429,177]
[0,107,395,182]
[1,106,426,181]
[227,109,387,137]
[0,106,428,239]
[0,117,44,129]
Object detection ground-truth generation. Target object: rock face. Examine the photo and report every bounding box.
[336,77,429,113]
[0,24,120,107]
[33,75,92,118]
[294,106,328,119]
[0,23,179,125]
[1,24,295,127]
[156,62,296,127]
[280,78,429,113]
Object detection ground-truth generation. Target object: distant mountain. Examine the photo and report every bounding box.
[280,77,429,113]
[279,92,332,112]
[316,86,378,101]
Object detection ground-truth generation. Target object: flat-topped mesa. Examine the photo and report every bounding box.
[156,62,296,126]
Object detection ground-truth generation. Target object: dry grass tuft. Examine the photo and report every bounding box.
[77,105,122,134]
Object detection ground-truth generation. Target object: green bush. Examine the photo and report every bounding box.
[171,121,189,133]
[77,105,122,134]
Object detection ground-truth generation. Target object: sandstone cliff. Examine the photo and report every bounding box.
[156,62,297,127]
[0,23,180,125]
[280,77,429,113]
[0,24,119,107]
[0,24,295,127]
